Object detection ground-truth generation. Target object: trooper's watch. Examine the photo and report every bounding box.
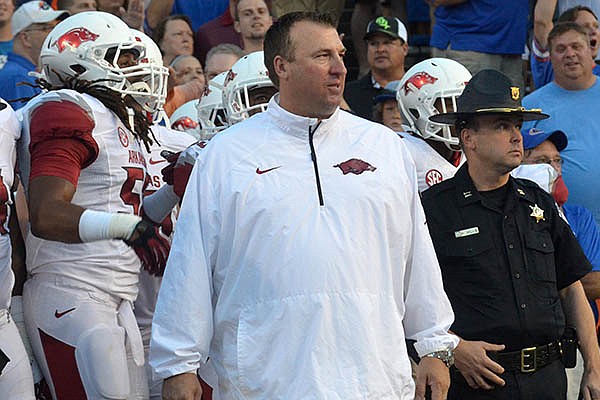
[422,349,455,368]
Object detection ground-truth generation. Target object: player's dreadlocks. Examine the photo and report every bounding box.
[34,73,158,152]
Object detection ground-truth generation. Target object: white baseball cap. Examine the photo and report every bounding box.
[12,1,69,37]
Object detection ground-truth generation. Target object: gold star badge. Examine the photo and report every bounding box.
[529,204,545,223]
[517,188,525,196]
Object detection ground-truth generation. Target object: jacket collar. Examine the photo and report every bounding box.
[453,163,537,207]
[266,94,341,139]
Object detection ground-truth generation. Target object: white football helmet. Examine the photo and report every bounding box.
[398,58,472,149]
[129,29,169,121]
[197,71,228,140]
[222,50,276,124]
[40,11,150,98]
[170,99,201,140]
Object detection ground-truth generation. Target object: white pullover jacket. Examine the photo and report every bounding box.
[150,96,458,399]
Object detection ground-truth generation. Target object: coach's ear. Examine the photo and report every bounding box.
[273,55,288,83]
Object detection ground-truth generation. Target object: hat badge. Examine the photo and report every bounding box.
[375,16,390,30]
[510,86,520,101]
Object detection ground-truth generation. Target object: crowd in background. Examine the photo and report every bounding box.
[1,0,600,399]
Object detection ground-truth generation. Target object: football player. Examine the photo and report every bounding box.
[197,72,229,140]
[0,98,36,399]
[18,12,171,399]
[222,50,278,125]
[397,57,472,192]
[161,53,278,200]
[127,28,207,400]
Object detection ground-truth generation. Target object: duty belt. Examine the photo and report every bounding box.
[490,341,562,373]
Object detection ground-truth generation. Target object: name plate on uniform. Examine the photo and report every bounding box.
[454,227,479,238]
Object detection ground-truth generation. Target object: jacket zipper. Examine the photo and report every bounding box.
[308,122,324,206]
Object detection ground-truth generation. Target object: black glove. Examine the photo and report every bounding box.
[124,220,170,276]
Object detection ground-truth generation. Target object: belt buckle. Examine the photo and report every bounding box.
[521,346,537,373]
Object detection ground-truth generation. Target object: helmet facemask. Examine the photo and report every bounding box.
[197,71,228,139]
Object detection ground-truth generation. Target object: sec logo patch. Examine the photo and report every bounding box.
[425,169,443,187]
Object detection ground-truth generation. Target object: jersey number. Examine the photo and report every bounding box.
[120,167,145,215]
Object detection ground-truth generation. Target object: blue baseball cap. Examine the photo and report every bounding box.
[373,80,402,104]
[373,89,396,104]
[521,127,567,151]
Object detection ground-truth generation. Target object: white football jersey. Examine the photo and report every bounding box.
[135,125,196,329]
[0,100,19,310]
[143,125,197,194]
[19,90,148,301]
[397,131,464,193]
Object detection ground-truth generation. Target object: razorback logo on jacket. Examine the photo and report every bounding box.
[334,159,377,175]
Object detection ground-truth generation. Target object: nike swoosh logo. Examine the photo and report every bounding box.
[256,166,281,175]
[148,158,166,165]
[54,307,76,319]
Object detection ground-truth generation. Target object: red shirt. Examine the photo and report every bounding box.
[194,8,242,65]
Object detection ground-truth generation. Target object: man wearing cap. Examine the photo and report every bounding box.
[513,127,600,400]
[344,15,407,120]
[0,1,68,109]
[421,69,600,400]
[523,22,600,230]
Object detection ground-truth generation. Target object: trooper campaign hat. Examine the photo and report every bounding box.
[429,69,549,125]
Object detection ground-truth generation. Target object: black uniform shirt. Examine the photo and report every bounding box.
[343,72,383,121]
[421,164,592,351]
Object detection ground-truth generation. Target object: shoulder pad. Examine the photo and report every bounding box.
[29,89,95,122]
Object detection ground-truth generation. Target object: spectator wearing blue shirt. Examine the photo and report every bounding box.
[523,22,600,228]
[532,3,600,89]
[430,0,528,91]
[146,0,228,33]
[0,2,68,109]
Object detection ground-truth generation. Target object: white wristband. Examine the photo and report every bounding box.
[78,209,141,242]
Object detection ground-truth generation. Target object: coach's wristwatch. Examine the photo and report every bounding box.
[422,349,455,368]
